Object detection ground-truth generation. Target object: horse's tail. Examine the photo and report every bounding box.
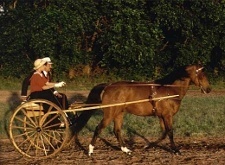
[72,83,108,135]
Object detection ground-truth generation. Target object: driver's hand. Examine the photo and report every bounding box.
[54,91,62,98]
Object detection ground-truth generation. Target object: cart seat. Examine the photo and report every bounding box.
[23,102,44,117]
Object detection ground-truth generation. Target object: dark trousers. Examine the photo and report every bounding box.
[29,89,76,124]
[29,89,69,109]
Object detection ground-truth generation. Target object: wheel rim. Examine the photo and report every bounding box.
[9,99,70,159]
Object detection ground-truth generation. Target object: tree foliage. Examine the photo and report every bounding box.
[0,0,225,80]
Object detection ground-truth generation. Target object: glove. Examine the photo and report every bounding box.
[53,91,62,98]
[21,101,26,105]
[54,81,66,88]
[21,96,27,101]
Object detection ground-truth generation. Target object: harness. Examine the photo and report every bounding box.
[149,67,204,115]
[149,85,157,115]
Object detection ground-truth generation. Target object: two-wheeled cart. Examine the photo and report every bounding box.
[9,95,178,160]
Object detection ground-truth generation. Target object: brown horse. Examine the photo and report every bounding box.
[88,64,211,155]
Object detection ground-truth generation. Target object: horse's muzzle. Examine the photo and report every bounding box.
[201,86,211,94]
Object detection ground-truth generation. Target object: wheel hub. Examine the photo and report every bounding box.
[36,127,42,132]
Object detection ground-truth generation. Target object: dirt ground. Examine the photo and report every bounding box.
[0,136,225,165]
[0,90,225,165]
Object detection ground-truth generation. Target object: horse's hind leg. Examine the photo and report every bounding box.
[88,117,112,156]
[113,113,132,154]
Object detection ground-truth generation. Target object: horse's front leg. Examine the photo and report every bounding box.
[114,113,132,154]
[155,117,167,143]
[167,128,181,155]
[164,115,181,155]
[144,117,167,148]
[89,118,111,156]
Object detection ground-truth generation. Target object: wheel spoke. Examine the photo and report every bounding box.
[42,130,64,145]
[20,108,38,126]
[39,103,44,124]
[43,122,61,129]
[41,105,54,124]
[45,129,65,134]
[29,109,39,125]
[12,125,34,131]
[41,132,57,150]
[12,130,35,139]
[42,114,61,128]
[14,116,36,128]
[16,131,36,148]
[39,133,48,156]
[24,140,33,156]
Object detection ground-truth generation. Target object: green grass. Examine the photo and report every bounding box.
[174,95,225,137]
[0,103,14,138]
[0,77,23,90]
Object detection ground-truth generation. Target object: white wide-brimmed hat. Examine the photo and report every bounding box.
[42,57,53,64]
[33,59,46,70]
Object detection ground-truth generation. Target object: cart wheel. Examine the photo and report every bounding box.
[9,99,70,159]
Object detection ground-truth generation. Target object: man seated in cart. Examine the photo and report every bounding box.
[23,58,77,125]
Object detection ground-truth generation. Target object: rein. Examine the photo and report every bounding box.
[109,83,189,88]
[48,94,180,114]
[108,68,205,88]
[50,87,67,109]
[195,67,207,93]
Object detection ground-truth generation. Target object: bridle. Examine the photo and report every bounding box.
[196,67,204,73]
[195,67,207,93]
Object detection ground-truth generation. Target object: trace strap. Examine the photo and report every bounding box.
[47,94,179,115]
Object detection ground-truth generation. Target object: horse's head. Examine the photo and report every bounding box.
[187,65,211,93]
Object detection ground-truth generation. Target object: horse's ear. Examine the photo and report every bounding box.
[197,61,202,66]
[196,61,204,69]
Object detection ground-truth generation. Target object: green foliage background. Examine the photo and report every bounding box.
[0,0,225,81]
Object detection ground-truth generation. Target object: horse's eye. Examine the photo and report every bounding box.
[198,72,205,79]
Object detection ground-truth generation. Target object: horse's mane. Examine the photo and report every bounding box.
[108,65,193,86]
[154,65,189,85]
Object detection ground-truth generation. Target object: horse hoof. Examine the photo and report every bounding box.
[175,151,181,155]
[127,150,132,155]
[144,142,156,149]
[121,146,132,154]
[144,144,150,149]
[88,144,94,156]
[173,150,181,155]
